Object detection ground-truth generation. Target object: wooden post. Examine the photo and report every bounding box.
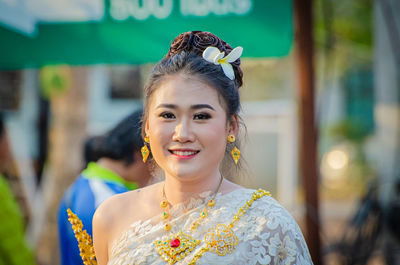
[293,0,322,264]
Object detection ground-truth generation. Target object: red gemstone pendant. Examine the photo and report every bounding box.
[154,231,201,264]
[170,238,180,248]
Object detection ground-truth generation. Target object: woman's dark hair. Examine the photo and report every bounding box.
[83,135,106,165]
[142,31,243,136]
[85,109,144,165]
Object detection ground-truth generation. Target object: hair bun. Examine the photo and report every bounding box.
[166,31,226,58]
[166,31,243,87]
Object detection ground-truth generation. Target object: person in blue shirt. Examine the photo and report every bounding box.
[58,109,152,265]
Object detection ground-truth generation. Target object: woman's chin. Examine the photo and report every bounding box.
[166,167,204,181]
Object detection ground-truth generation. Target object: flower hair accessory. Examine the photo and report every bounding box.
[202,46,243,80]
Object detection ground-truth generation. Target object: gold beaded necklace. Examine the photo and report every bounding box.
[160,175,224,231]
[154,188,271,265]
[188,189,270,264]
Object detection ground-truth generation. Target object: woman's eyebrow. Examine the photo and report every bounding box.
[156,103,177,109]
[190,104,215,111]
[156,104,215,111]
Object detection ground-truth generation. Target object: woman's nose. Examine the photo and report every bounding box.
[172,119,195,142]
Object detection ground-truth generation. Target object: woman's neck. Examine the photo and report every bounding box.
[163,171,223,206]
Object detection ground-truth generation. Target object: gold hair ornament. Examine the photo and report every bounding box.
[67,209,97,265]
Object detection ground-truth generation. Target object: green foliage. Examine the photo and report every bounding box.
[39,65,71,99]
[328,119,370,143]
[314,0,372,50]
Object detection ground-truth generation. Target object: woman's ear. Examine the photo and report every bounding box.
[145,119,150,136]
[228,115,239,136]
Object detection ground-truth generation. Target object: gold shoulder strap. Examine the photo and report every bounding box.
[67,209,98,265]
[189,189,271,265]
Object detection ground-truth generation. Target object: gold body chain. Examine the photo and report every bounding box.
[154,189,271,265]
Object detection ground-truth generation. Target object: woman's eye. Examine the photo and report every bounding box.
[160,112,175,119]
[194,113,211,120]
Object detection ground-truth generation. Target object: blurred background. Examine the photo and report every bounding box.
[0,0,399,264]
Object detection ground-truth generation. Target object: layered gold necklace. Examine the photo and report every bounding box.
[160,175,223,232]
[153,180,270,265]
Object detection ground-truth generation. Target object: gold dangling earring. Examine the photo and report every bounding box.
[227,134,240,165]
[141,134,150,163]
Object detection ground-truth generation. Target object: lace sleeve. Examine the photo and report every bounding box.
[236,196,313,265]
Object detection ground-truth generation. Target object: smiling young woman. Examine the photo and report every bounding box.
[92,31,313,265]
[146,74,233,185]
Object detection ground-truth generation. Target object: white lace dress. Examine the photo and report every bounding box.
[108,188,313,265]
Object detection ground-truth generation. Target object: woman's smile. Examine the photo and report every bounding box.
[168,149,200,159]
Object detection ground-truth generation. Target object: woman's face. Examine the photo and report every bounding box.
[146,73,236,181]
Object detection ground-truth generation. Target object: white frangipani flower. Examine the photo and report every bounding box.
[202,46,243,80]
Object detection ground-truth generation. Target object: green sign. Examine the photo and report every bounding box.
[0,0,292,70]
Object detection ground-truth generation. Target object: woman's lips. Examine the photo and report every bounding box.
[169,149,200,159]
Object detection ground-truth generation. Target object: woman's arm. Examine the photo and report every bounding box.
[93,204,110,265]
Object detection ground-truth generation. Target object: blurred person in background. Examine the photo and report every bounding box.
[58,109,153,265]
[0,113,36,265]
[83,134,107,167]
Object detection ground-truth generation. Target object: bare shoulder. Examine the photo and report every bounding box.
[93,192,127,228]
[95,182,162,227]
[94,182,163,249]
[92,191,132,244]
